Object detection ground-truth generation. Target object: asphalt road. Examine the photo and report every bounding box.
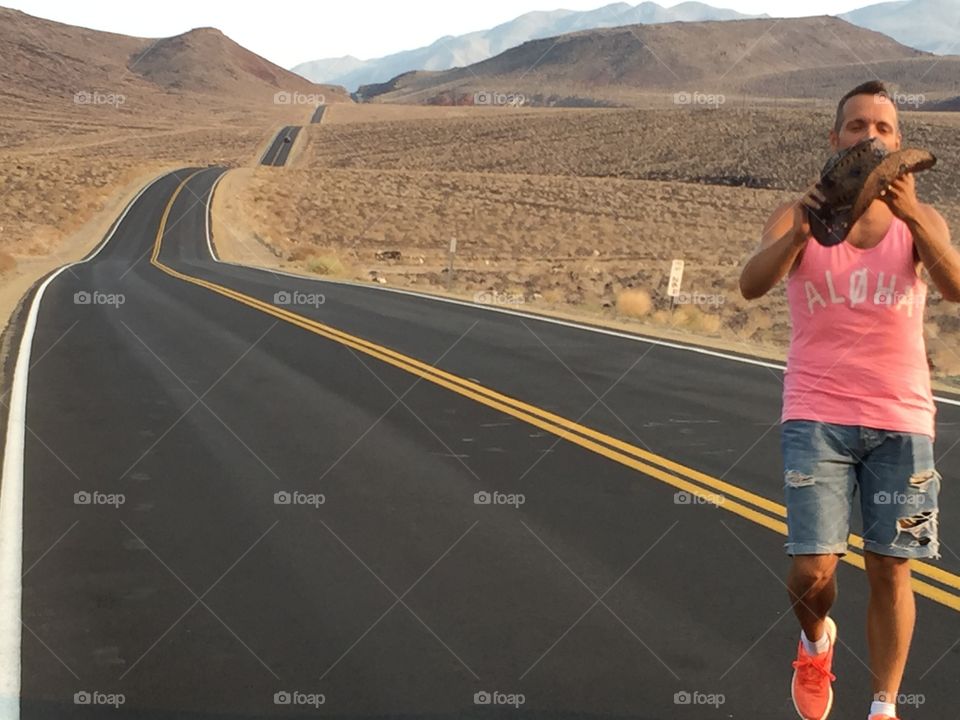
[310,106,326,124]
[3,167,959,719]
[259,127,300,167]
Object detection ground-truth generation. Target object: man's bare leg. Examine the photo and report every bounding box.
[864,551,914,706]
[788,554,840,640]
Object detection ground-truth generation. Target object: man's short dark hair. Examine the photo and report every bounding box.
[834,81,899,134]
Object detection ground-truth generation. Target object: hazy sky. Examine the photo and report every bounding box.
[10,0,874,67]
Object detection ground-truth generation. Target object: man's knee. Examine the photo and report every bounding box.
[864,551,911,589]
[789,554,839,593]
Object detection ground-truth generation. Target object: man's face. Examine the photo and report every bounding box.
[830,93,902,152]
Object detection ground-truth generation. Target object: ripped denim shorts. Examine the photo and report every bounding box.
[780,419,941,559]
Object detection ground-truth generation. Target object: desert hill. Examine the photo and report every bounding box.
[358,16,959,107]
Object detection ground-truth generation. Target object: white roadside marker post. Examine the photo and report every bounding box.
[447,236,458,290]
[668,258,684,321]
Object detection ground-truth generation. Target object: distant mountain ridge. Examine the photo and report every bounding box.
[294,0,960,91]
[353,15,960,109]
[292,2,765,90]
[840,0,960,55]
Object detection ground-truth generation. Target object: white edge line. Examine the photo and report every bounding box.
[202,216,960,408]
[0,170,169,719]
[203,224,782,368]
[205,171,226,262]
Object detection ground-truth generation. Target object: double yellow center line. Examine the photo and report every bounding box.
[151,170,960,612]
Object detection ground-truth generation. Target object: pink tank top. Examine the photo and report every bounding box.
[782,216,936,438]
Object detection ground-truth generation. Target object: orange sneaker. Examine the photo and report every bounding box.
[791,616,838,719]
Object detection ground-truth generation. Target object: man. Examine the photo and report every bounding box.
[739,80,960,720]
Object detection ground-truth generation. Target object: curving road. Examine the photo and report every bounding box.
[2,167,959,719]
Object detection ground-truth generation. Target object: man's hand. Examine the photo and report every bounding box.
[882,172,922,223]
[792,185,825,246]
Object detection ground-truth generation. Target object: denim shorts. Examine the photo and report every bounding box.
[780,419,941,559]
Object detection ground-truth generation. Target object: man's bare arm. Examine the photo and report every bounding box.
[739,189,822,300]
[908,206,960,302]
[884,173,960,302]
